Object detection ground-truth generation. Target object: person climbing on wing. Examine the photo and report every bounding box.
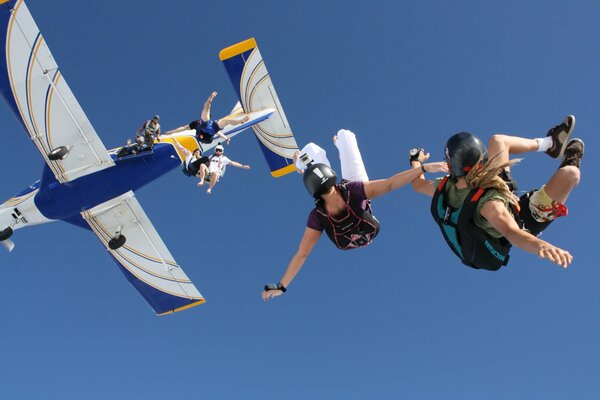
[135,114,161,150]
[205,144,251,194]
[410,115,583,271]
[164,91,249,145]
[172,140,210,186]
[262,129,448,301]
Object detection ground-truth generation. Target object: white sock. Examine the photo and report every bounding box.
[536,136,553,152]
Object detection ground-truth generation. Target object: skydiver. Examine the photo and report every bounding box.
[164,91,250,145]
[409,115,583,270]
[205,144,251,194]
[173,140,210,185]
[135,114,161,150]
[262,129,448,301]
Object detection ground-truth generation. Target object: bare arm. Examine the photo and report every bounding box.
[363,161,448,199]
[410,162,437,197]
[262,227,322,301]
[228,160,251,170]
[216,131,231,144]
[165,125,190,135]
[481,200,572,268]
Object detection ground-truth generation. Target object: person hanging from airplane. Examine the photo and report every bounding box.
[409,116,583,271]
[172,140,210,185]
[205,144,251,194]
[135,114,161,150]
[164,91,250,145]
[261,129,448,301]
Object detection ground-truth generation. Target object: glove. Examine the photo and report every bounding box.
[409,147,424,166]
[264,282,287,293]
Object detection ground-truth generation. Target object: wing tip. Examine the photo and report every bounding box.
[219,37,257,61]
[271,163,296,178]
[156,298,206,316]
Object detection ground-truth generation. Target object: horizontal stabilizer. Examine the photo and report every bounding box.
[220,38,299,177]
[81,192,205,315]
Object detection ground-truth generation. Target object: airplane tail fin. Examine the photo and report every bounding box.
[220,38,299,177]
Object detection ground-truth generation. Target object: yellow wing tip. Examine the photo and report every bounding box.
[219,38,257,61]
[271,163,296,178]
[157,298,206,316]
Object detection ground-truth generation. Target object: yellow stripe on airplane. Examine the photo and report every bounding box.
[157,299,206,316]
[219,37,256,61]
[159,136,200,161]
[271,164,296,178]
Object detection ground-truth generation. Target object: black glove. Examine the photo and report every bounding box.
[264,282,287,293]
[409,147,424,166]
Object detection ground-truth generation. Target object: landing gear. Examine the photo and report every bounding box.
[108,234,126,250]
[48,146,69,161]
[0,227,13,241]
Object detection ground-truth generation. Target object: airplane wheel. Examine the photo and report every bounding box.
[0,227,13,241]
[108,235,126,250]
[48,146,69,161]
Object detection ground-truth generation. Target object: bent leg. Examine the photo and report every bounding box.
[197,164,208,186]
[542,165,580,203]
[207,172,219,194]
[201,92,217,121]
[296,143,330,171]
[488,134,538,166]
[334,129,368,182]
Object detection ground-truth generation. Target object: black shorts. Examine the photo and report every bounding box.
[189,120,220,134]
[499,168,552,237]
[187,157,209,176]
[518,190,552,237]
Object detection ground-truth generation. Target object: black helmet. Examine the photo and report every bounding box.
[303,163,337,198]
[445,132,488,178]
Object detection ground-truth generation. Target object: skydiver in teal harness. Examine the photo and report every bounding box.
[410,116,584,270]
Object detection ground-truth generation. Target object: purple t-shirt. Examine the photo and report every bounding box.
[306,181,369,231]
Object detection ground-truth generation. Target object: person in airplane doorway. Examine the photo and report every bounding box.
[410,116,583,271]
[262,129,448,301]
[173,140,210,186]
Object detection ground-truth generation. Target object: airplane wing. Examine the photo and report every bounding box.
[220,38,299,177]
[0,0,114,183]
[81,191,205,315]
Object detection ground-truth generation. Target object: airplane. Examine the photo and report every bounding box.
[0,0,298,315]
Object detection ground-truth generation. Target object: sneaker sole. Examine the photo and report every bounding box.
[557,115,576,158]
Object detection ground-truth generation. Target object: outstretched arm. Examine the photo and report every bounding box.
[228,160,251,170]
[363,161,448,200]
[215,131,231,144]
[262,227,322,301]
[165,125,190,135]
[481,200,573,268]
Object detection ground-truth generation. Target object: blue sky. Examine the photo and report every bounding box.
[1,0,599,398]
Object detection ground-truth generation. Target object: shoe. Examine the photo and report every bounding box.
[558,139,584,169]
[545,115,575,158]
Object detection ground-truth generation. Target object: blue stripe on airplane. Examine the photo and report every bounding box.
[108,253,200,315]
[0,1,28,134]
[222,48,254,105]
